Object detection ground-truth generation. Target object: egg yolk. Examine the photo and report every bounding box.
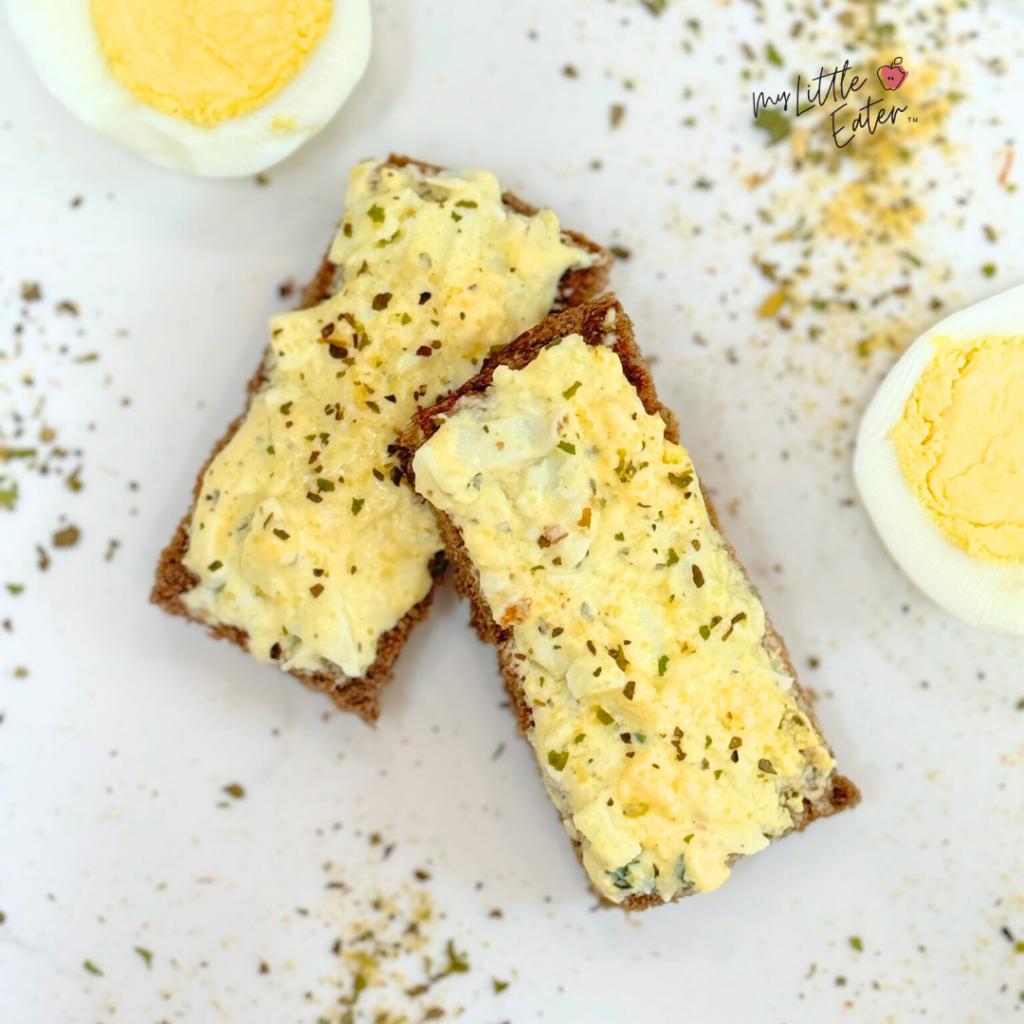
[892,334,1024,561]
[92,0,333,127]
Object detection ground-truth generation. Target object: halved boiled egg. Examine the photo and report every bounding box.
[7,0,371,177]
[855,284,1024,635]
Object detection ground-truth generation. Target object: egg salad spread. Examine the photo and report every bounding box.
[92,0,333,126]
[892,334,1024,561]
[413,333,836,902]
[182,161,595,679]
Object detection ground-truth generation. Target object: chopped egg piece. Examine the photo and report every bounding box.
[9,0,371,175]
[856,283,1024,635]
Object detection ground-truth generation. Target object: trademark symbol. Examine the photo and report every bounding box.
[907,116,918,122]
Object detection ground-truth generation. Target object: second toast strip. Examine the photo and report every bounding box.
[397,296,858,907]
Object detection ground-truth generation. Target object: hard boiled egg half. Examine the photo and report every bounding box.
[6,0,371,176]
[855,284,1024,635]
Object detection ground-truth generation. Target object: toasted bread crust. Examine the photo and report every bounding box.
[395,295,859,906]
[150,156,611,724]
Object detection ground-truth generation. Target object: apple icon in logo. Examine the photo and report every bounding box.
[877,57,909,90]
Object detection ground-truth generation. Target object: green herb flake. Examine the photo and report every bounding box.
[273,528,290,541]
[982,263,997,277]
[442,940,470,976]
[766,42,784,66]
[547,749,568,771]
[455,200,478,209]
[595,706,615,726]
[83,960,103,976]
[223,783,245,799]
[372,291,393,310]
[849,936,863,952]
[692,564,705,588]
[53,525,80,548]
[758,758,777,774]
[207,560,223,572]
[622,680,636,701]
[658,655,669,676]
[699,624,711,641]
[367,204,385,223]
[563,380,583,399]
[451,211,463,222]
[666,547,680,567]
[683,833,694,843]
[401,312,412,325]
[135,946,153,968]
[557,441,576,455]
[0,447,36,460]
[0,481,18,509]
[316,478,335,492]
[754,108,792,146]
[266,444,275,455]
[615,532,625,542]
[668,471,693,489]
[493,978,509,993]
[351,498,365,515]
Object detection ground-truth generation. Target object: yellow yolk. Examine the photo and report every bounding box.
[92,0,333,126]
[892,335,1024,561]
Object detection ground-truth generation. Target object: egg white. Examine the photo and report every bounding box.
[855,284,1024,636]
[6,0,371,177]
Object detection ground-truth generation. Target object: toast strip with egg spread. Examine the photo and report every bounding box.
[151,156,610,723]
[396,295,859,907]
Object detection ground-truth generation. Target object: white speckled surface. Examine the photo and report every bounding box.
[2,2,1023,1022]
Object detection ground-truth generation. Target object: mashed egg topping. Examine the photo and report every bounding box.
[182,161,594,678]
[413,334,836,902]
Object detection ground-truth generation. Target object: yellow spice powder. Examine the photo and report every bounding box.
[92,0,332,126]
[892,335,1024,561]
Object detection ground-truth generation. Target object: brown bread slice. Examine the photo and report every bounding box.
[150,156,611,724]
[395,294,859,907]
